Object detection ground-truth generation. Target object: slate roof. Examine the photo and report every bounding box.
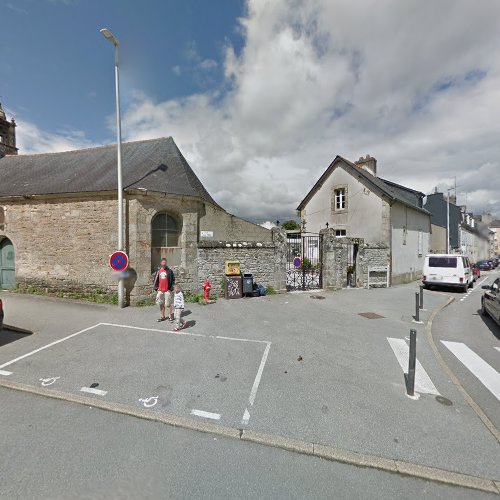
[297,155,429,215]
[0,137,219,206]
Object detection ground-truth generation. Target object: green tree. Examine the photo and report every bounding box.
[281,219,300,230]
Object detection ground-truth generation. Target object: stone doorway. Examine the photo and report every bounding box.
[0,237,15,289]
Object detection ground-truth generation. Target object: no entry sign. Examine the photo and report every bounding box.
[109,251,129,271]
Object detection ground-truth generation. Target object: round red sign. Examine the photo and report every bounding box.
[109,251,129,271]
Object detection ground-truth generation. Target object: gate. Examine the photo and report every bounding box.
[286,233,322,291]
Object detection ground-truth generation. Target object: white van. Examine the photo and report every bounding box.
[422,254,473,292]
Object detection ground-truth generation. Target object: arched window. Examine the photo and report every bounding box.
[151,213,180,247]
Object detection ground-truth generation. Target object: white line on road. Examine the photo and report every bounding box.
[215,335,269,344]
[0,324,103,370]
[494,347,500,353]
[248,342,271,406]
[100,322,206,338]
[387,338,440,395]
[190,409,221,420]
[80,387,108,396]
[0,370,12,376]
[441,341,500,402]
[241,408,250,425]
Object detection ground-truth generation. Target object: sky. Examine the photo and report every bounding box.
[1,0,500,223]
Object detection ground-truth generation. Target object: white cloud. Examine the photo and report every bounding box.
[16,119,94,155]
[50,0,500,221]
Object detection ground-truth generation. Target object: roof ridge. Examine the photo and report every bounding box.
[5,136,173,159]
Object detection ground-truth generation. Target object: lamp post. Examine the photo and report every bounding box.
[100,28,125,308]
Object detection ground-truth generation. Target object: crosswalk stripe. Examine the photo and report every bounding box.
[441,341,500,402]
[387,338,440,395]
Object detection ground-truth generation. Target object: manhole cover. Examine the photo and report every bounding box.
[310,295,326,300]
[435,395,453,406]
[358,312,385,319]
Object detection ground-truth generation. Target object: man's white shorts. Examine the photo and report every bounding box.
[156,290,172,306]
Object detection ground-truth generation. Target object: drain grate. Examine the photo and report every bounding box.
[358,312,385,319]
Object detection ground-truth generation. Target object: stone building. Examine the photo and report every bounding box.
[0,135,286,303]
[0,102,18,158]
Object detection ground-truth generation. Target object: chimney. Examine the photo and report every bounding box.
[355,154,377,176]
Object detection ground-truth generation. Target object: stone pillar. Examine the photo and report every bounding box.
[179,212,198,291]
[271,227,287,292]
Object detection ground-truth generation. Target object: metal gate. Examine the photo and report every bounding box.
[286,233,322,291]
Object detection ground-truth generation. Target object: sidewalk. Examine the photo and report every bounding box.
[0,283,499,485]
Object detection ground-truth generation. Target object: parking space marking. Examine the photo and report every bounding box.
[191,409,221,420]
[0,323,103,370]
[80,387,108,396]
[387,338,440,396]
[248,342,271,406]
[442,341,500,402]
[100,322,206,338]
[0,322,272,424]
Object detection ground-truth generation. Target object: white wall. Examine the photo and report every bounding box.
[301,165,385,243]
[391,202,430,281]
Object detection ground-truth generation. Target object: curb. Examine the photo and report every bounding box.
[0,378,498,495]
[425,294,500,443]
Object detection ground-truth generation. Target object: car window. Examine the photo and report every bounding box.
[429,257,457,268]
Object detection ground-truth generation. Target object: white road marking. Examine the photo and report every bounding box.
[441,341,500,401]
[0,324,102,369]
[80,387,107,396]
[190,409,221,420]
[387,338,440,395]
[100,322,206,338]
[241,408,250,425]
[0,370,12,376]
[138,396,158,408]
[248,342,272,406]
[39,376,60,386]
[494,347,500,353]
[215,335,269,344]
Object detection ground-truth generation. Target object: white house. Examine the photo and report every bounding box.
[297,154,431,285]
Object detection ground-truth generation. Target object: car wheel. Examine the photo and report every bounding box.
[469,280,474,289]
[462,285,468,293]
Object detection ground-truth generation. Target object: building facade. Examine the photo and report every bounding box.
[297,154,431,285]
[0,136,286,303]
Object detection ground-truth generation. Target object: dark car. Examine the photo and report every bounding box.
[471,263,481,281]
[477,260,492,271]
[0,298,3,331]
[482,278,500,326]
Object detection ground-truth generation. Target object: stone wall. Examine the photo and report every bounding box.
[320,228,390,289]
[196,228,287,295]
[0,194,119,294]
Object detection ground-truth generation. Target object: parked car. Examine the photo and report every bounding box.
[471,263,481,281]
[481,278,500,326]
[422,254,473,292]
[477,260,493,271]
[0,298,3,331]
[489,259,499,269]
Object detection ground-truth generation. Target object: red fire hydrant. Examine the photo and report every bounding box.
[203,280,212,301]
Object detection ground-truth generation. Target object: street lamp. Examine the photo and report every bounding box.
[100,28,125,308]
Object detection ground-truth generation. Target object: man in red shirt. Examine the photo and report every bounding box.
[153,258,175,322]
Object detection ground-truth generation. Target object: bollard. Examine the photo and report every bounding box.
[419,285,424,309]
[407,329,417,396]
[415,292,420,322]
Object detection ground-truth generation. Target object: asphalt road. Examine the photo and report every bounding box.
[432,269,500,432]
[0,283,499,497]
[0,387,496,500]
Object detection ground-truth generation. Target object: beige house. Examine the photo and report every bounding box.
[0,136,285,303]
[297,155,431,285]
